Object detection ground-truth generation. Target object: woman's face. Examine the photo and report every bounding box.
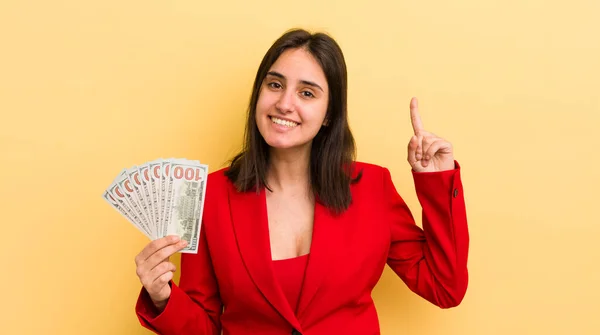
[255,48,329,154]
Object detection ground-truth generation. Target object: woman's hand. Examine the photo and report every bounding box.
[407,97,455,172]
[134,235,188,311]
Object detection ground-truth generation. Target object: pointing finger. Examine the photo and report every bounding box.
[407,135,418,165]
[410,97,424,135]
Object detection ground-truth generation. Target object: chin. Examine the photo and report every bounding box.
[264,138,295,150]
[263,137,311,152]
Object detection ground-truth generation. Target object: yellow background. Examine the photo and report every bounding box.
[1,0,599,334]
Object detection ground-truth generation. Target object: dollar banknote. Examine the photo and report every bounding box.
[118,168,153,237]
[102,158,208,254]
[107,171,151,238]
[161,160,207,254]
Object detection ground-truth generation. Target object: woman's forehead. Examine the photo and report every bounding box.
[268,49,327,86]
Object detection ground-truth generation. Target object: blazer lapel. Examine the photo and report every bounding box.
[296,199,347,318]
[228,185,301,331]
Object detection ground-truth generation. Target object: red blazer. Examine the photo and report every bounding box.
[136,161,469,335]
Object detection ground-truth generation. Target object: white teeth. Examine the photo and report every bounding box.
[271,117,298,128]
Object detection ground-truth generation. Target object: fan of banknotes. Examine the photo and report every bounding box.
[102,158,208,254]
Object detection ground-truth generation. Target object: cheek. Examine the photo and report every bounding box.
[255,94,270,135]
[256,90,276,115]
[255,100,268,127]
[309,101,329,124]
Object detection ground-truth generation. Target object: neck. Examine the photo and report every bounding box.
[267,146,311,192]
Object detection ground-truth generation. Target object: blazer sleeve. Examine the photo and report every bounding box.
[384,160,469,308]
[135,226,223,334]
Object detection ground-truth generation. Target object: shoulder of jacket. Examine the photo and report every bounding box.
[352,161,388,175]
[206,166,231,186]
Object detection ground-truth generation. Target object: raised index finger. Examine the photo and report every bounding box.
[410,97,424,135]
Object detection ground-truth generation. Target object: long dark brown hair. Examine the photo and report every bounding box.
[225,28,361,213]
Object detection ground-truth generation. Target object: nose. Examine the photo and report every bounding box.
[275,89,295,114]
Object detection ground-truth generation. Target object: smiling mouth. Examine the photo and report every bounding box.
[269,116,299,128]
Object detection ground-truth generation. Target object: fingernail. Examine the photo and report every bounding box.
[171,235,180,242]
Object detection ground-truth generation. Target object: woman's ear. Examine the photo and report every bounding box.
[322,118,330,126]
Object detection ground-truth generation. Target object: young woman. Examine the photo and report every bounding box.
[133,28,469,335]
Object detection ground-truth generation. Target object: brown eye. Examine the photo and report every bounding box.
[301,91,314,98]
[268,82,282,89]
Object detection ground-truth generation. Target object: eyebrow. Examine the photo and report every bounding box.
[266,71,324,92]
